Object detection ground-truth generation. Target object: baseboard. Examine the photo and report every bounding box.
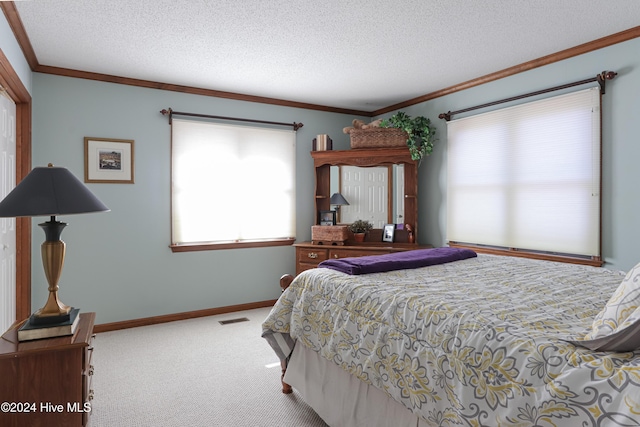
[93,299,278,333]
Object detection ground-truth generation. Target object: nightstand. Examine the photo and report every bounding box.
[0,312,96,427]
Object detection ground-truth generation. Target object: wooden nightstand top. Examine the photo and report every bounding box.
[0,312,95,357]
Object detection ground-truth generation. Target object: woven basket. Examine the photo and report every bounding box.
[311,225,349,244]
[349,128,408,149]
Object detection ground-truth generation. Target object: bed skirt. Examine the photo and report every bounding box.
[285,343,428,427]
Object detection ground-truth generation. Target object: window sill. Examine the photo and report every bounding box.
[170,238,295,253]
[448,242,603,267]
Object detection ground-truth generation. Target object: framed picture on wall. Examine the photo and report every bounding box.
[84,137,135,183]
[318,210,336,226]
[382,224,395,242]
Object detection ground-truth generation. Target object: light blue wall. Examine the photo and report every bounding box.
[30,74,363,324]
[0,12,32,94]
[379,37,640,272]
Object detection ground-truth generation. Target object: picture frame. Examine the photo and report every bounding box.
[84,137,134,183]
[318,210,336,226]
[382,224,395,242]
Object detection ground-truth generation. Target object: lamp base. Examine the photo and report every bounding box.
[36,218,73,326]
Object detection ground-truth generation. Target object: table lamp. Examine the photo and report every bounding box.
[330,192,349,214]
[0,164,109,328]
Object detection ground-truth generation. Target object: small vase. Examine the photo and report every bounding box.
[354,233,365,243]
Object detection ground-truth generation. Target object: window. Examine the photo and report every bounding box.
[447,87,601,259]
[170,118,296,250]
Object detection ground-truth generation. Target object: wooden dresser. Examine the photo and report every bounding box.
[0,312,95,427]
[294,241,431,275]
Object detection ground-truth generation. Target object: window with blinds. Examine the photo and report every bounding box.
[446,87,601,258]
[171,118,296,248]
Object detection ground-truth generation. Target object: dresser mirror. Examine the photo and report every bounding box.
[311,148,419,244]
[329,164,405,227]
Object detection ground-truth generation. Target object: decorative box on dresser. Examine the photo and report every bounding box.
[0,312,96,427]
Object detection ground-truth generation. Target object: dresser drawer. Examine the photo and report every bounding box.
[297,262,320,275]
[329,248,392,259]
[297,247,329,264]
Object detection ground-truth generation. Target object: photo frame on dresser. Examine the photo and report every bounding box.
[318,210,336,226]
[382,224,395,242]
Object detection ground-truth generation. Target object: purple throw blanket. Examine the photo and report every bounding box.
[318,247,477,275]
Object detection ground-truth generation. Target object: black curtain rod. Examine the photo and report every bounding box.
[438,70,617,121]
[160,108,304,131]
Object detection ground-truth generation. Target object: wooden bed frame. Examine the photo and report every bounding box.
[279,274,295,394]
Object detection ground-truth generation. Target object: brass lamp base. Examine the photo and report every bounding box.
[30,217,74,326]
[30,304,72,326]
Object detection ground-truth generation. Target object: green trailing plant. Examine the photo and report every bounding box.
[379,111,436,161]
[348,219,373,234]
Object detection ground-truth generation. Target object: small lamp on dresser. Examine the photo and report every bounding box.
[330,192,349,219]
[0,163,109,340]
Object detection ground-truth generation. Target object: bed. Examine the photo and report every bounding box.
[262,248,640,426]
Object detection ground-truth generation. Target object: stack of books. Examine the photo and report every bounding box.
[17,308,81,341]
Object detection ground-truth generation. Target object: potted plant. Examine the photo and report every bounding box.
[348,219,373,242]
[379,111,437,161]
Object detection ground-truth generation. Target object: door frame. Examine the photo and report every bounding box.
[0,48,32,321]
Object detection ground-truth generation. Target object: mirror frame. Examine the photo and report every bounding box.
[311,147,419,244]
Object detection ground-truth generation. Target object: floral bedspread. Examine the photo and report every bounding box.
[262,254,640,426]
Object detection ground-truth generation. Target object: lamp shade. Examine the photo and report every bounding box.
[0,165,109,217]
[330,192,349,206]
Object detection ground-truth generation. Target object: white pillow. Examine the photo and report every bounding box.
[572,262,640,352]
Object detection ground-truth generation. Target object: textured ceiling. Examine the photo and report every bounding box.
[13,0,640,112]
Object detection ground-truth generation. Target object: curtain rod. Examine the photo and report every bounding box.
[438,70,617,121]
[160,108,304,131]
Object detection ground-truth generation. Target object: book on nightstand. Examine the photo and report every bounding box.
[17,308,80,342]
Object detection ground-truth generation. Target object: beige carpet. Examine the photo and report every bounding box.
[90,307,328,427]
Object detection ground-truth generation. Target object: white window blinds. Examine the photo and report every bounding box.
[446,87,601,257]
[171,118,296,245]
